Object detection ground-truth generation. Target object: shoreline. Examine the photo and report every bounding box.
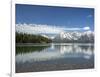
[16,43,94,46]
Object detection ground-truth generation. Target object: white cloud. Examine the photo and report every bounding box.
[16,23,91,34]
[62,28,82,31]
[16,23,63,34]
[83,26,90,30]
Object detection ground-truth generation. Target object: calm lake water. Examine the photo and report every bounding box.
[16,43,94,73]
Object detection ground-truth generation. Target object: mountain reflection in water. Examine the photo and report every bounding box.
[16,43,94,63]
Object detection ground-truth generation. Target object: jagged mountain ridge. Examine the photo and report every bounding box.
[53,31,94,43]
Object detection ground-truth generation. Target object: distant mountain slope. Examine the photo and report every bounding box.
[53,31,94,43]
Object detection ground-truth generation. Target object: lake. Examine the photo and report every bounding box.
[16,43,94,73]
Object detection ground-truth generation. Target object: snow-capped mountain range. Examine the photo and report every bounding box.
[16,30,94,43]
[58,31,93,40]
[53,31,94,43]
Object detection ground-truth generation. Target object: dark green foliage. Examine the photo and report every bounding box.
[16,32,52,43]
[16,45,49,54]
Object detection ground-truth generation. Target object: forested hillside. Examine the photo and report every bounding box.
[16,32,52,43]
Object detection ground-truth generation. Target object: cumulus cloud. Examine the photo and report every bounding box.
[16,23,63,34]
[83,26,90,30]
[16,23,91,34]
[63,26,90,31]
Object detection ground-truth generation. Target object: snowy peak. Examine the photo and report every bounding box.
[53,31,94,43]
[41,34,49,38]
[59,31,82,40]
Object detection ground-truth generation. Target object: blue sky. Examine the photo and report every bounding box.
[16,4,94,33]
